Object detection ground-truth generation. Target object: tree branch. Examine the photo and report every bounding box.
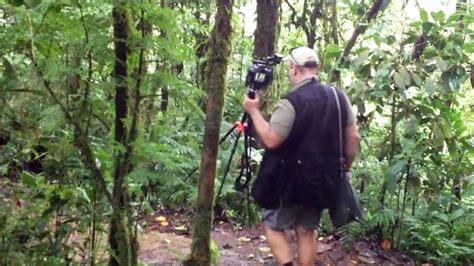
[77,0,93,114]
[330,0,386,82]
[411,33,426,61]
[31,58,114,207]
[285,0,299,27]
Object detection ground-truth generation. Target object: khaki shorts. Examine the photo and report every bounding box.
[263,205,323,230]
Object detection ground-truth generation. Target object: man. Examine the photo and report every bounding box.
[243,46,360,266]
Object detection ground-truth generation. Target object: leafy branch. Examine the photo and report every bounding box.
[330,0,388,82]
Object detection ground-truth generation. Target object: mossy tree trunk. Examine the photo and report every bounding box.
[109,1,137,265]
[186,0,233,264]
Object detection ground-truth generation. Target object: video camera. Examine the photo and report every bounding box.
[245,54,283,99]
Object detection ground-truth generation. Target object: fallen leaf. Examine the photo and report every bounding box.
[238,236,251,242]
[380,239,392,251]
[160,221,169,226]
[247,253,254,259]
[357,255,377,264]
[318,236,324,241]
[258,246,271,252]
[155,216,166,222]
[259,235,267,241]
[316,242,333,254]
[174,225,186,231]
[164,239,171,244]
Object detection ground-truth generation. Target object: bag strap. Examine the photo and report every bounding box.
[330,86,345,178]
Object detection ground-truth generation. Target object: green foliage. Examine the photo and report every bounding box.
[0,0,472,264]
[403,184,474,265]
[0,177,102,264]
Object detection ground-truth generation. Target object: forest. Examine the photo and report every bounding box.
[0,0,473,265]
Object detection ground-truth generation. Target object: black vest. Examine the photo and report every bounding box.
[277,78,348,207]
[251,78,349,209]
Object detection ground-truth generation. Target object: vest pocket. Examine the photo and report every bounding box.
[292,160,339,209]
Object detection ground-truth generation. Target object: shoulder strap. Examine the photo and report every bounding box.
[330,87,345,178]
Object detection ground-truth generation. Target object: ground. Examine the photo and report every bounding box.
[138,208,415,265]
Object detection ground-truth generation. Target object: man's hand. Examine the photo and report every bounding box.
[242,93,284,150]
[243,94,260,115]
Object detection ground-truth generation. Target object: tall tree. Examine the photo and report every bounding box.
[253,0,281,58]
[186,0,233,264]
[109,1,138,265]
[251,0,281,139]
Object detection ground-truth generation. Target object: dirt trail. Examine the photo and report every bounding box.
[138,211,414,265]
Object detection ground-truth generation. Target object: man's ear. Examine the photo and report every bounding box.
[291,65,297,76]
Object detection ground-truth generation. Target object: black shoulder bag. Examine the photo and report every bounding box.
[250,149,288,209]
[328,87,363,227]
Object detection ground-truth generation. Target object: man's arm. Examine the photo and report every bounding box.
[243,94,285,150]
[344,124,360,171]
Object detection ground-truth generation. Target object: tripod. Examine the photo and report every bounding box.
[216,112,255,224]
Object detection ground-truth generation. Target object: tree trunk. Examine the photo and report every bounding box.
[186,0,233,264]
[109,2,136,265]
[253,0,280,59]
[330,0,339,45]
[251,0,280,147]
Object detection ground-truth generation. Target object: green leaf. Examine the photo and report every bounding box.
[406,115,418,137]
[447,140,458,159]
[400,136,416,154]
[439,119,452,139]
[449,208,465,222]
[463,41,474,53]
[420,10,429,22]
[21,172,37,188]
[384,160,407,192]
[394,72,406,89]
[324,44,341,60]
[432,123,445,147]
[441,71,460,92]
[6,0,24,6]
[434,211,449,223]
[431,11,445,23]
[412,73,422,87]
[353,50,370,68]
[2,58,16,81]
[399,66,411,85]
[425,78,436,95]
[24,0,41,8]
[422,22,434,32]
[436,59,448,72]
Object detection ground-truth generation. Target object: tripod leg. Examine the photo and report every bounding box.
[216,131,243,199]
[219,123,238,145]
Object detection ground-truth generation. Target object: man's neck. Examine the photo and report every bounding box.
[295,74,316,84]
[292,75,316,87]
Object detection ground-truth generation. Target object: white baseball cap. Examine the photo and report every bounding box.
[285,46,319,68]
